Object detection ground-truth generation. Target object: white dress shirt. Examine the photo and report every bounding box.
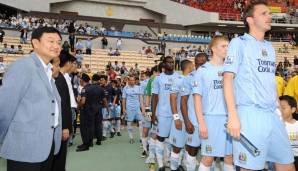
[64,73,77,108]
[37,55,59,127]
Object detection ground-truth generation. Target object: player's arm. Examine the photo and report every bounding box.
[145,78,153,107]
[170,92,182,130]
[139,94,145,114]
[151,94,159,124]
[151,77,159,124]
[122,87,127,114]
[193,94,207,139]
[193,71,208,139]
[223,72,240,139]
[223,38,242,140]
[181,95,194,134]
[112,95,117,106]
[145,95,151,107]
[103,97,110,114]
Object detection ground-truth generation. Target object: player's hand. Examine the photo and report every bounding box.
[185,120,194,134]
[227,115,241,140]
[151,115,158,125]
[199,122,208,139]
[174,119,182,130]
[62,129,70,141]
[144,107,152,121]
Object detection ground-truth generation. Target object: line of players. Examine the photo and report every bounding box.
[148,36,231,171]
[123,34,296,171]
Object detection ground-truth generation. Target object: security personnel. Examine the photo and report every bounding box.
[77,74,109,152]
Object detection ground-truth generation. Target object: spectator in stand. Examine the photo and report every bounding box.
[284,57,292,68]
[134,63,140,75]
[145,46,153,55]
[68,22,76,52]
[105,61,112,72]
[101,36,108,49]
[8,45,17,54]
[68,33,75,52]
[294,55,298,71]
[139,47,146,55]
[20,27,27,44]
[62,41,70,53]
[0,56,5,85]
[17,45,24,54]
[75,39,84,52]
[108,67,117,80]
[160,41,166,54]
[77,24,85,35]
[1,43,9,53]
[116,38,122,50]
[108,48,121,56]
[85,38,92,55]
[108,48,114,56]
[120,62,128,76]
[0,28,4,44]
[283,43,289,53]
[75,50,83,68]
[153,46,159,55]
[112,61,121,71]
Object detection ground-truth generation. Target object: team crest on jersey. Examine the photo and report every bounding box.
[239,152,247,163]
[218,71,223,76]
[168,78,173,82]
[224,55,233,65]
[192,81,198,87]
[165,84,172,90]
[262,49,268,58]
[205,145,212,154]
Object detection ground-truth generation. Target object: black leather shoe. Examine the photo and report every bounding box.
[76,145,89,152]
[110,132,115,138]
[158,167,165,171]
[96,141,101,145]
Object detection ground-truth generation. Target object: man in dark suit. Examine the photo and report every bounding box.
[52,51,76,171]
[0,27,62,171]
[77,74,109,151]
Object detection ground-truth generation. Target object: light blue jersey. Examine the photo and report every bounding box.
[223,34,293,170]
[152,72,181,117]
[192,62,227,115]
[140,79,149,94]
[223,33,277,112]
[170,74,185,119]
[140,79,149,106]
[122,85,141,110]
[181,71,197,126]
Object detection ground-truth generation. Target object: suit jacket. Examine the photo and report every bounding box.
[55,72,72,134]
[0,53,62,163]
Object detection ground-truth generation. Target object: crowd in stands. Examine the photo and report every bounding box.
[0,43,24,54]
[276,56,298,82]
[174,0,298,23]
